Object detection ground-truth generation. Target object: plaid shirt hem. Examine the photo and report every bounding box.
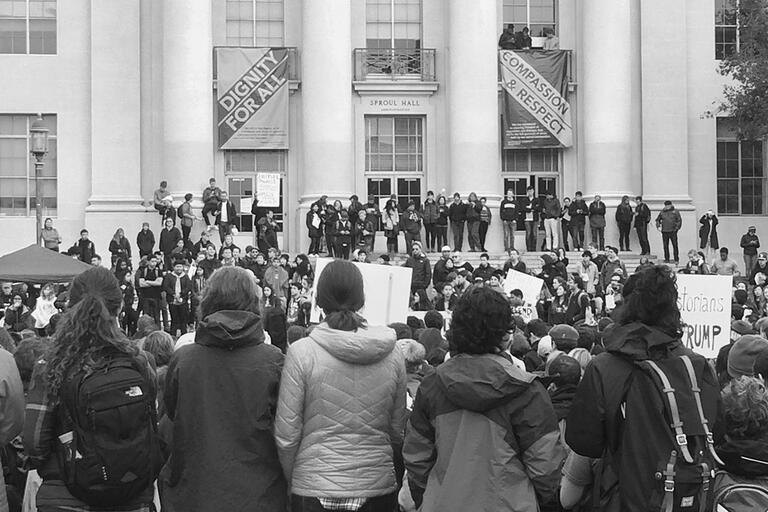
[316,497,368,511]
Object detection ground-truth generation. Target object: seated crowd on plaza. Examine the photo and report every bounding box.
[0,180,768,512]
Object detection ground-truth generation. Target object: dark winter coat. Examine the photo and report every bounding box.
[615,203,633,225]
[404,254,432,290]
[159,227,182,257]
[634,203,651,228]
[568,199,588,224]
[655,205,682,233]
[109,237,132,264]
[136,229,155,257]
[465,201,482,222]
[435,205,449,226]
[306,210,323,238]
[588,201,606,229]
[423,199,438,224]
[519,196,540,223]
[77,239,96,264]
[161,310,287,512]
[740,233,761,256]
[400,210,423,235]
[448,202,467,223]
[566,323,718,512]
[698,214,719,249]
[716,435,768,479]
[499,198,518,222]
[541,197,561,219]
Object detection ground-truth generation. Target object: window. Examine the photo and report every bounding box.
[0,114,57,216]
[224,150,285,232]
[366,0,421,49]
[502,148,559,173]
[717,119,765,215]
[225,0,284,47]
[502,0,556,39]
[0,0,56,54]
[365,116,423,173]
[715,0,738,60]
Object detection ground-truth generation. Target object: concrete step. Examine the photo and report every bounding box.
[387,251,658,274]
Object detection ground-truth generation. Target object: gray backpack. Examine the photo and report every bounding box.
[712,470,768,512]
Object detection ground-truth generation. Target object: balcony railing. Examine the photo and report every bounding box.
[354,48,436,82]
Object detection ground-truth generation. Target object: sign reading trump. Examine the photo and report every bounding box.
[215,47,289,149]
[676,274,732,359]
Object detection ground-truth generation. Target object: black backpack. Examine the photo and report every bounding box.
[57,355,162,507]
[177,205,184,220]
[712,470,768,512]
[619,353,722,512]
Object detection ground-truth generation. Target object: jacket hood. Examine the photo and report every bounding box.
[310,323,396,365]
[604,322,682,360]
[541,254,556,265]
[436,353,535,412]
[196,310,264,350]
[717,436,768,478]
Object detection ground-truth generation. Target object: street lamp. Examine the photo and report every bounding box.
[29,114,49,246]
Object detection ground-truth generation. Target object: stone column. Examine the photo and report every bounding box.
[300,0,353,204]
[640,0,695,252]
[85,0,145,256]
[447,0,502,250]
[580,0,635,200]
[161,0,214,198]
[88,0,143,210]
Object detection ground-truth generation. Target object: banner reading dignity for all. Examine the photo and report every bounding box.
[215,47,289,149]
[499,50,572,149]
[676,274,732,359]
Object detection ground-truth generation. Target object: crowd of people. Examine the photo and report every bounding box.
[2,181,768,511]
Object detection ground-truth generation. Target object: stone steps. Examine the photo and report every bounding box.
[389,251,658,275]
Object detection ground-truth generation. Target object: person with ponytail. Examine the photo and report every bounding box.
[275,259,407,512]
[23,266,159,512]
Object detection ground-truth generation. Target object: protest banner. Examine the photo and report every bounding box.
[499,49,572,149]
[310,258,412,326]
[215,47,289,149]
[256,173,281,207]
[504,269,543,322]
[676,274,732,359]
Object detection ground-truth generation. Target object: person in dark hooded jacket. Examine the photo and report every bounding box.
[566,265,720,512]
[161,267,287,512]
[404,286,564,512]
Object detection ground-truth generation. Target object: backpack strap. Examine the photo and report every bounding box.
[645,360,695,463]
[699,462,711,512]
[661,450,678,512]
[679,355,724,466]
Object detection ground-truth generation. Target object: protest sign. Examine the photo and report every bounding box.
[256,173,281,207]
[676,274,732,359]
[310,258,412,326]
[504,269,543,322]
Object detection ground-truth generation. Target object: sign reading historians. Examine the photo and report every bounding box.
[499,50,572,149]
[215,47,289,149]
[676,274,732,359]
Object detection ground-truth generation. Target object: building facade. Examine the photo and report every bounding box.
[0,0,762,261]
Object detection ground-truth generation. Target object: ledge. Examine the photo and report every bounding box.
[353,81,439,95]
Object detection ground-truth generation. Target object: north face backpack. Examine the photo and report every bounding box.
[620,353,722,512]
[712,471,768,512]
[57,356,162,507]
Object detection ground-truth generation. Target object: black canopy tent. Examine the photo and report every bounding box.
[0,245,92,284]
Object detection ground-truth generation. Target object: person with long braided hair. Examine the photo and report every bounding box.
[23,266,159,512]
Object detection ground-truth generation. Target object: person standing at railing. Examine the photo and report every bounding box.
[542,27,560,50]
[498,24,516,49]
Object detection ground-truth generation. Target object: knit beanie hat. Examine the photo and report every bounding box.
[316,260,365,314]
[731,319,755,336]
[728,335,768,378]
